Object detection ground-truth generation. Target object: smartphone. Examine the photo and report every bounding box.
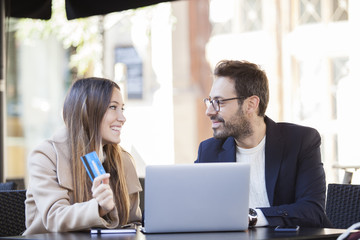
[80,151,106,182]
[274,225,300,232]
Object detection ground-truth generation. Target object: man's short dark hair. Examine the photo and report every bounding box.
[214,60,269,116]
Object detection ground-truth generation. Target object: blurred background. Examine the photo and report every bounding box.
[2,0,360,188]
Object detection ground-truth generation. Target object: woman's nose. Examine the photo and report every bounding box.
[117,111,126,123]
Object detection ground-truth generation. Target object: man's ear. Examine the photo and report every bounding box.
[244,95,260,114]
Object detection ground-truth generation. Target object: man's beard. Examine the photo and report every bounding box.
[211,110,253,140]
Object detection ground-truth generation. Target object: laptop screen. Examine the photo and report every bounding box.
[143,162,250,233]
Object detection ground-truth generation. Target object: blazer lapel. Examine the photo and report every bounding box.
[218,137,236,162]
[264,117,284,205]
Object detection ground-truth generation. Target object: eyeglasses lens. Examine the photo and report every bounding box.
[204,98,219,112]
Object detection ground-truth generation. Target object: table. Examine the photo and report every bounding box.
[0,227,351,240]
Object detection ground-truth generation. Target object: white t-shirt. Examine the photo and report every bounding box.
[236,136,270,226]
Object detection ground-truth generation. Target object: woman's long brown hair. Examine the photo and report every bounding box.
[62,77,130,224]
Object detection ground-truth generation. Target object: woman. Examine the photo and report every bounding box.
[23,78,142,235]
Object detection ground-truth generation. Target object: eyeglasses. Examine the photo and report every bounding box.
[203,97,244,112]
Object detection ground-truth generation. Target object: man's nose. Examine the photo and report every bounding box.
[206,104,217,116]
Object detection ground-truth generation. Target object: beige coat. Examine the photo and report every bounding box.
[23,128,142,235]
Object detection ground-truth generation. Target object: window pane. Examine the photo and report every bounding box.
[242,0,263,31]
[331,0,348,22]
[209,0,234,35]
[331,57,349,119]
[299,0,322,25]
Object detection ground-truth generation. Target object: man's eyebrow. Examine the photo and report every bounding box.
[211,96,224,100]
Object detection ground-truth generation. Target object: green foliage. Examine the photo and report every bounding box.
[15,0,102,77]
[14,0,169,77]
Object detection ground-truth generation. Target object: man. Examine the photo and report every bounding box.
[195,60,332,228]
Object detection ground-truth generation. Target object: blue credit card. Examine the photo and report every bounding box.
[81,151,106,182]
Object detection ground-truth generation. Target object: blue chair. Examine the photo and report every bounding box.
[0,182,16,190]
[326,184,360,229]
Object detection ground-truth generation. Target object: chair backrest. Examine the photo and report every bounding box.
[326,183,360,229]
[0,190,27,237]
[0,182,16,191]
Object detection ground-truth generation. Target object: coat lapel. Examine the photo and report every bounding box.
[51,127,74,191]
[264,117,284,205]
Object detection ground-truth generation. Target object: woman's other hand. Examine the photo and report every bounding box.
[92,173,115,217]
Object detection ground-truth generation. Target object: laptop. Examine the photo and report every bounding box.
[142,162,250,233]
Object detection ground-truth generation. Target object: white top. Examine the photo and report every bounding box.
[236,136,270,226]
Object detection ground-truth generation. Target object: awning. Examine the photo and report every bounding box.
[7,0,177,20]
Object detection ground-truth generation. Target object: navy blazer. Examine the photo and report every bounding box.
[195,116,332,227]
